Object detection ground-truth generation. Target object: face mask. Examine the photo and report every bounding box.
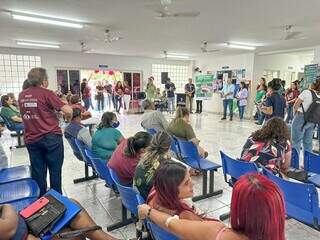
[112,121,120,128]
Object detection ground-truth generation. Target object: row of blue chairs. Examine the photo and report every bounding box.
[220,150,320,230]
[146,128,223,202]
[74,138,179,238]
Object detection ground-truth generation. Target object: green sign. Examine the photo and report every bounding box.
[195,75,214,100]
[304,64,319,89]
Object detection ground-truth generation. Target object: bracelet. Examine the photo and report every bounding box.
[147,207,152,219]
[165,215,179,228]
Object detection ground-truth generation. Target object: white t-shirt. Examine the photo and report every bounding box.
[298,90,320,112]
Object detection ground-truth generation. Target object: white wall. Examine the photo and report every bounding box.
[194,53,255,114]
[0,47,192,90]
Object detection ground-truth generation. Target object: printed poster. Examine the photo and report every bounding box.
[195,75,214,100]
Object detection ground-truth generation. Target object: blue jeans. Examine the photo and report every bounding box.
[105,95,112,109]
[223,99,233,119]
[286,104,294,123]
[238,106,245,120]
[26,133,64,196]
[115,95,122,112]
[291,114,315,158]
[96,97,104,112]
[83,97,93,110]
[258,111,265,125]
[167,97,175,113]
[14,123,24,131]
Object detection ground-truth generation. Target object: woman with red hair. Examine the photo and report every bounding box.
[139,173,286,240]
[147,161,216,221]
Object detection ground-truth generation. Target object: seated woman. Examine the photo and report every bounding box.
[167,107,207,158]
[240,117,291,175]
[148,161,216,221]
[141,100,169,132]
[139,173,286,240]
[0,201,119,240]
[69,94,92,120]
[108,131,152,185]
[0,95,23,131]
[92,112,123,162]
[134,131,172,200]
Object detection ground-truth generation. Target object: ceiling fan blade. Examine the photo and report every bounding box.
[284,31,301,40]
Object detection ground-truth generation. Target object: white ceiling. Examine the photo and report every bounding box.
[0,0,320,58]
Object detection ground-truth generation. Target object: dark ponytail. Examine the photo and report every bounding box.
[124,132,151,158]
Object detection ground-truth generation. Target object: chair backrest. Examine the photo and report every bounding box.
[84,148,114,188]
[146,128,157,135]
[75,139,92,166]
[220,151,259,181]
[176,139,199,167]
[304,151,320,174]
[263,168,319,226]
[65,137,83,161]
[0,113,15,131]
[170,136,184,160]
[290,147,299,169]
[109,167,140,216]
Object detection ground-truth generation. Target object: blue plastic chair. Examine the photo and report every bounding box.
[146,128,157,135]
[170,136,185,161]
[304,151,320,174]
[220,151,260,185]
[0,114,25,149]
[219,151,259,221]
[73,139,98,184]
[263,168,320,229]
[0,179,40,204]
[105,167,139,231]
[178,139,222,202]
[0,165,31,184]
[290,148,299,169]
[136,194,180,240]
[84,148,115,190]
[65,136,83,161]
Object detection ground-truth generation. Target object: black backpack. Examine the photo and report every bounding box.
[302,90,320,124]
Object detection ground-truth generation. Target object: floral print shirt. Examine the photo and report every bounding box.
[240,137,291,174]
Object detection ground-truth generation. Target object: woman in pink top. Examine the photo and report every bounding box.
[108,131,151,185]
[139,173,285,240]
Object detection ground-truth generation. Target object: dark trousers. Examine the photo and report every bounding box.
[26,133,64,196]
[196,100,202,113]
[187,95,194,112]
[97,97,104,111]
[115,95,122,112]
[223,99,233,119]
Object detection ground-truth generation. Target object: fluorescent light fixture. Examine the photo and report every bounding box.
[226,43,256,50]
[17,41,60,48]
[165,53,190,59]
[12,13,83,29]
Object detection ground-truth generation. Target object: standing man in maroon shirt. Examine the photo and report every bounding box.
[19,68,72,196]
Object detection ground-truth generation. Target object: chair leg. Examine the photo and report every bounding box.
[73,163,99,184]
[10,132,26,149]
[107,204,134,231]
[192,170,223,202]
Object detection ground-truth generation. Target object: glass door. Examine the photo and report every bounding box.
[56,69,80,94]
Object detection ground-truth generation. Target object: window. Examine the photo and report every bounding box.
[152,64,189,92]
[0,54,41,97]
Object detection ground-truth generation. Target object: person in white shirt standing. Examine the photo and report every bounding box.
[236,82,249,121]
[292,78,320,158]
[221,78,235,121]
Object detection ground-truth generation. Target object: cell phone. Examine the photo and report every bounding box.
[20,197,49,219]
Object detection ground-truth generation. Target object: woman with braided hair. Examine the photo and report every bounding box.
[134,131,172,199]
[108,131,151,185]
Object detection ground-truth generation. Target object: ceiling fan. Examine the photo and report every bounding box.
[103,29,123,43]
[201,41,220,53]
[150,0,200,19]
[80,41,92,53]
[283,25,303,40]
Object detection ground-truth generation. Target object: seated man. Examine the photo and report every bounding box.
[141,100,169,132]
[65,108,92,149]
[0,202,118,240]
[0,95,23,131]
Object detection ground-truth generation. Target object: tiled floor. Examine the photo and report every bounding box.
[4,111,320,239]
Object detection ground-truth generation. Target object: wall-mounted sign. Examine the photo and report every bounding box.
[222,66,229,69]
[98,64,109,70]
[288,66,294,70]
